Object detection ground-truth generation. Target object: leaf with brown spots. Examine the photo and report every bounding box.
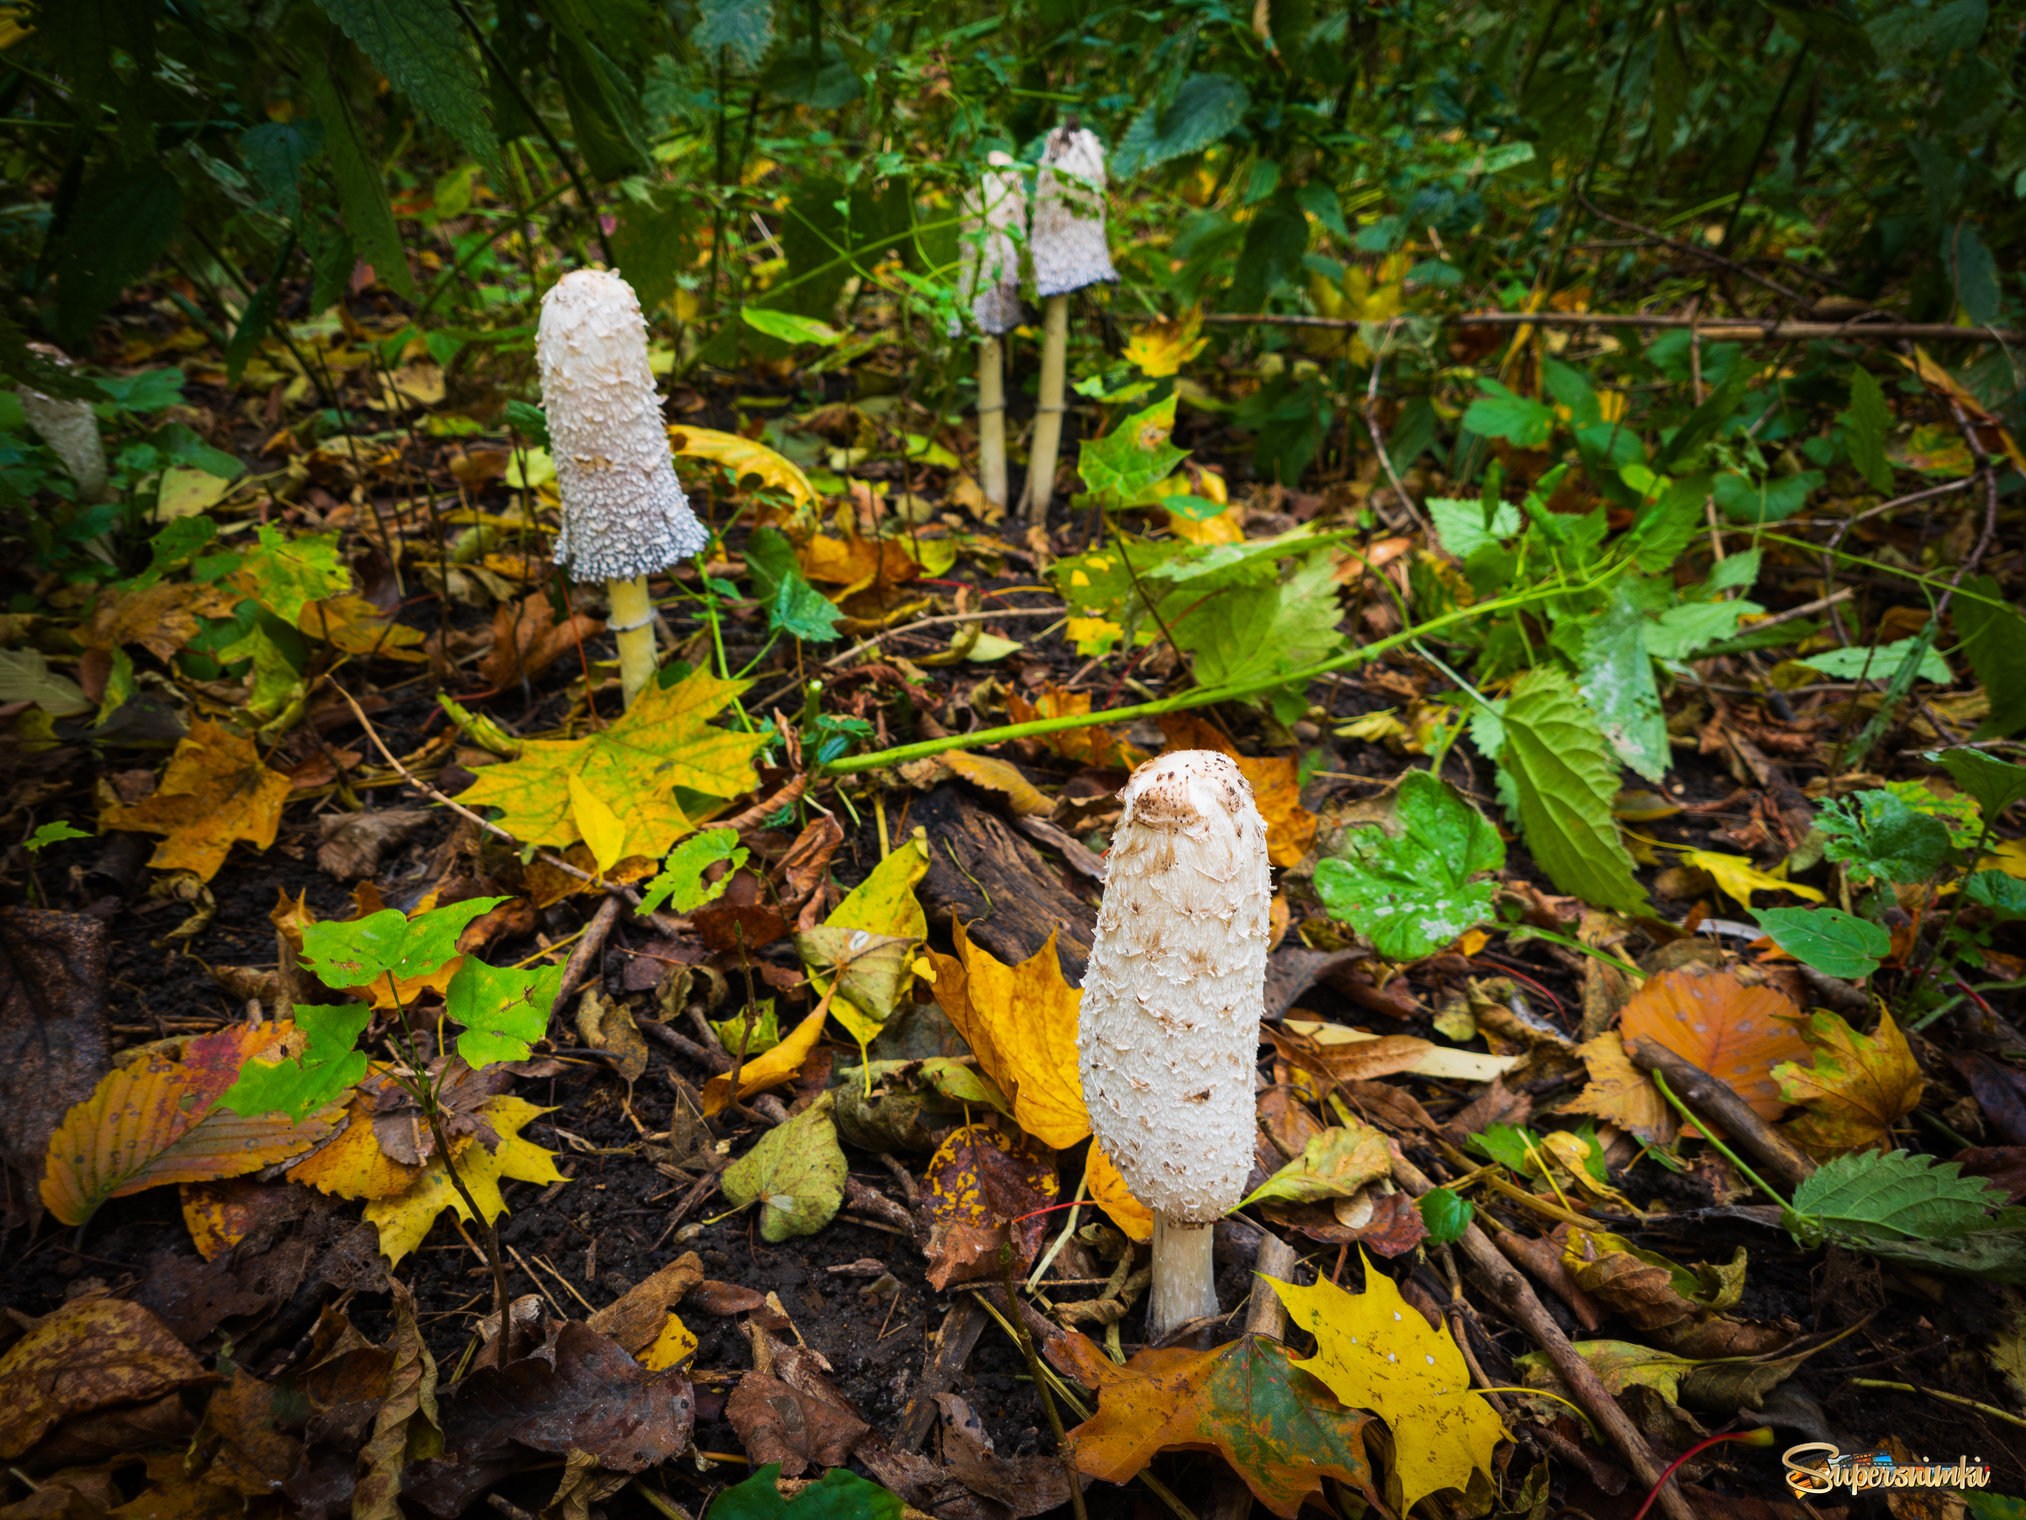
[920,1123,1057,1289]
[79,582,241,664]
[0,1299,213,1460]
[1773,1009,1924,1156]
[1615,968,1808,1123]
[100,720,293,882]
[1006,687,1149,771]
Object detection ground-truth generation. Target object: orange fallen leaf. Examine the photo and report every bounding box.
[1049,1329,1383,1520]
[1159,713,1317,867]
[796,523,919,594]
[180,1177,314,1261]
[940,751,1055,817]
[1085,1138,1154,1241]
[284,1083,427,1200]
[1006,687,1149,771]
[926,921,1090,1150]
[700,997,832,1118]
[0,1299,214,1460]
[1616,968,1808,1122]
[1774,1008,1924,1156]
[41,1023,338,1226]
[1565,1031,1677,1145]
[101,720,293,881]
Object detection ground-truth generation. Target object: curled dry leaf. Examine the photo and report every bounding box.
[926,920,1089,1151]
[585,1252,704,1354]
[727,1372,870,1477]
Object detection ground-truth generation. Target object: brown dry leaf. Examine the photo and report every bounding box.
[350,1284,438,1520]
[1159,713,1317,867]
[726,1372,869,1477]
[79,582,240,664]
[0,1299,213,1460]
[40,1023,337,1227]
[1006,687,1148,771]
[100,721,293,882]
[1566,1031,1677,1145]
[921,1122,1058,1289]
[195,1368,303,1499]
[1616,967,1808,1122]
[1773,1009,1924,1156]
[586,1252,704,1354]
[0,908,111,1230]
[473,593,603,691]
[925,920,1090,1150]
[179,1177,310,1261]
[575,988,649,1083]
[1262,1025,1435,1088]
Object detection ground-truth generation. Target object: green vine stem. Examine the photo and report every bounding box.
[1648,1068,1792,1211]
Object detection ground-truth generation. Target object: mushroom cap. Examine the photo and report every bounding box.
[953,151,1027,337]
[1077,749,1271,1223]
[1032,127,1117,298]
[537,269,707,584]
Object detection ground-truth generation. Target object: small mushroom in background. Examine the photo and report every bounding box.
[1024,123,1117,524]
[18,344,108,504]
[954,151,1026,513]
[1078,749,1271,1342]
[536,268,708,706]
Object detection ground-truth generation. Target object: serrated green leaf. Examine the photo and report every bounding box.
[1494,667,1645,913]
[1113,72,1250,176]
[1933,747,2026,821]
[1967,871,2026,920]
[638,828,748,916]
[1800,637,1952,686]
[1753,906,1892,980]
[309,73,416,299]
[1427,497,1522,559]
[1846,366,1894,494]
[301,896,509,989]
[1817,790,1953,886]
[444,956,562,1067]
[1079,393,1189,509]
[1956,576,2026,740]
[1461,379,1555,448]
[1313,771,1502,960]
[721,1099,846,1241]
[218,1004,371,1122]
[1788,1148,2013,1245]
[1577,585,1668,783]
[312,0,497,167]
[706,1464,903,1520]
[693,0,776,70]
[1419,1187,1474,1245]
[1182,554,1349,693]
[745,527,843,643]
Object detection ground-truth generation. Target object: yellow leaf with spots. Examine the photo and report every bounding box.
[810,829,930,1045]
[1676,849,1825,910]
[361,1094,565,1265]
[640,1314,698,1371]
[1773,1008,1924,1156]
[1123,309,1208,378]
[667,424,816,507]
[926,920,1090,1151]
[1269,1255,1508,1517]
[100,720,293,882]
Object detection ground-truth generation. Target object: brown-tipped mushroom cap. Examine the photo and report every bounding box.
[537,269,707,584]
[954,151,1027,337]
[1031,127,1117,299]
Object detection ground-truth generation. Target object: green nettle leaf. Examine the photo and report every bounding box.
[1079,394,1188,508]
[1966,871,2026,921]
[1955,576,2026,740]
[1461,379,1555,448]
[309,74,416,299]
[745,527,843,644]
[1949,221,2003,328]
[706,1465,902,1520]
[1493,667,1646,913]
[219,1003,372,1122]
[720,1099,847,1242]
[1752,906,1893,980]
[1799,637,1952,686]
[235,525,352,626]
[1845,366,1894,494]
[638,828,749,916]
[1817,790,1952,886]
[25,821,91,852]
[1418,1187,1475,1245]
[1427,496,1522,559]
[1785,1149,2026,1282]
[301,896,509,989]
[443,956,563,1067]
[1577,588,1668,783]
[1314,771,1503,960]
[1932,746,2026,822]
[1114,72,1251,176]
[1466,1122,1542,1175]
[1182,555,1349,694]
[312,0,498,168]
[50,164,183,346]
[693,0,776,70]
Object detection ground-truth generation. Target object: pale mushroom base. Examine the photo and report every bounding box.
[1147,1214,1220,1342]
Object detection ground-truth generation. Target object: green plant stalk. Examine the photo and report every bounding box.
[821,577,1598,776]
[1649,1068,1791,1211]
[1908,812,1997,1009]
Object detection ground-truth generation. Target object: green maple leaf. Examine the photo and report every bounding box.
[231,524,351,626]
[218,1003,371,1122]
[458,668,767,863]
[444,956,563,1067]
[1078,393,1188,508]
[301,896,508,988]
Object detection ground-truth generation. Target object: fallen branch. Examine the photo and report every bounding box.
[1626,1038,1817,1194]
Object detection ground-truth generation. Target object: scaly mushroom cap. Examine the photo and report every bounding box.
[19,344,107,502]
[1078,749,1270,1223]
[1031,127,1117,299]
[954,151,1027,336]
[537,269,707,584]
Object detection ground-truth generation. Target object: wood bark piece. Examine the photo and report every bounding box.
[1388,1146,1697,1520]
[896,1298,988,1451]
[559,896,622,1004]
[1261,945,1368,1022]
[913,785,1096,983]
[0,908,111,1228]
[1625,1037,1817,1194]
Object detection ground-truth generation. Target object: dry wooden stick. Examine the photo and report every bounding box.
[558,896,622,1003]
[1388,1146,1698,1520]
[1625,1038,1817,1194]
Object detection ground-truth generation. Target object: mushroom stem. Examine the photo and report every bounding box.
[1148,1215,1219,1342]
[978,334,1007,510]
[1025,294,1070,522]
[607,574,657,705]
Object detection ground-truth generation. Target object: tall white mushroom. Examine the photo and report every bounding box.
[1024,124,1117,524]
[1078,750,1271,1341]
[955,152,1026,512]
[537,269,708,706]
[18,344,108,503]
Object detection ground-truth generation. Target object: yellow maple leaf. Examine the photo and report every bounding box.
[1123,309,1209,378]
[700,999,830,1118]
[297,595,427,661]
[1773,1008,1924,1156]
[101,720,292,882]
[1676,849,1825,911]
[640,1313,698,1371]
[811,829,930,1046]
[285,1084,427,1200]
[926,920,1089,1151]
[361,1094,565,1265]
[1269,1257,1508,1516]
[457,667,766,866]
[1085,1138,1154,1241]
